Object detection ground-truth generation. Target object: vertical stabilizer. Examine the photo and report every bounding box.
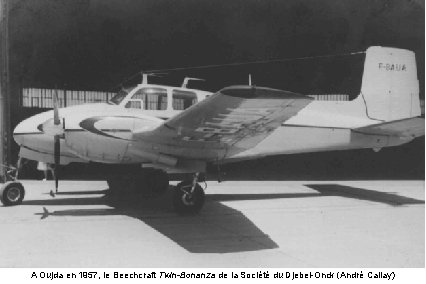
[360,46,420,121]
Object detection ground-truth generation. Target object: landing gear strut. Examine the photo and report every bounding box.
[173,173,205,214]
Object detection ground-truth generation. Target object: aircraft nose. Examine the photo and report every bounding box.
[13,110,52,146]
[13,118,33,146]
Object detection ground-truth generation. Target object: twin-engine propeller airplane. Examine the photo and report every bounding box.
[1,46,424,213]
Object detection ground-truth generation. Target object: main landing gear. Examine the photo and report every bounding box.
[107,170,206,214]
[173,173,205,214]
[0,158,25,206]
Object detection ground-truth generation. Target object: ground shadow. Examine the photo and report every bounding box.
[305,184,425,206]
[23,196,106,206]
[47,190,109,195]
[27,187,280,254]
[23,182,424,253]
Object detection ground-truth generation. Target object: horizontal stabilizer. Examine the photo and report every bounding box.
[354,117,424,138]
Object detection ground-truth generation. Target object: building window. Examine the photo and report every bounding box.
[22,88,114,108]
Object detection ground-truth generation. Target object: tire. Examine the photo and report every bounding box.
[173,181,205,214]
[0,181,25,206]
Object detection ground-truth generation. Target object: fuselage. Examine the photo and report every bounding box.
[13,46,424,170]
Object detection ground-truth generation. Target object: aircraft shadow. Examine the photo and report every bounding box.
[24,183,424,254]
[28,188,281,254]
[46,190,109,195]
[305,184,425,206]
[23,196,106,206]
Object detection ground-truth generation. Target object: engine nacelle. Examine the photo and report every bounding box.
[65,116,157,163]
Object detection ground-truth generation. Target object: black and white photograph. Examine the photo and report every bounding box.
[0,0,424,270]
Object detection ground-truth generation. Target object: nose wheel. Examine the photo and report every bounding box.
[173,173,205,214]
[1,157,25,206]
[0,181,25,206]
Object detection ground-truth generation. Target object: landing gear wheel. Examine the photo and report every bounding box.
[173,181,205,214]
[0,181,25,206]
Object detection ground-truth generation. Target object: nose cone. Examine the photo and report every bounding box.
[13,110,53,146]
[13,120,26,145]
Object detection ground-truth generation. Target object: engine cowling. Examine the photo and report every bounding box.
[65,116,158,163]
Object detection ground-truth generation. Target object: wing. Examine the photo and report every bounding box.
[354,117,425,138]
[133,85,313,160]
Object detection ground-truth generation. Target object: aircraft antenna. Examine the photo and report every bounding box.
[140,72,167,85]
[144,51,366,73]
[141,72,148,84]
[115,50,365,89]
[181,77,205,88]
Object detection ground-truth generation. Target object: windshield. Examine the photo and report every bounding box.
[109,87,134,105]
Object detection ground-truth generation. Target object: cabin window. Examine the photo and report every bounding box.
[125,100,142,109]
[126,87,168,110]
[172,90,197,110]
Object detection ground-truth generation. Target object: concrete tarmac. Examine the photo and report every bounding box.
[0,180,424,267]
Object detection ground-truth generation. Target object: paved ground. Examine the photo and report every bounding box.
[0,180,424,267]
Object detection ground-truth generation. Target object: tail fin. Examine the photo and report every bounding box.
[359,46,420,121]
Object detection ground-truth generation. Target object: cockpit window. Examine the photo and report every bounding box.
[109,87,132,105]
[126,87,168,110]
[172,90,197,110]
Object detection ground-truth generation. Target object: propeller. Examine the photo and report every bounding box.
[51,90,63,196]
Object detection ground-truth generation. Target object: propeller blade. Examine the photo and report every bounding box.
[50,89,63,195]
[53,89,60,125]
[54,135,60,193]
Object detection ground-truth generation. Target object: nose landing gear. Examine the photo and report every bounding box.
[173,173,205,214]
[0,181,25,206]
[0,157,25,206]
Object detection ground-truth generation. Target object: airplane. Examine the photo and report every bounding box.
[1,46,424,214]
